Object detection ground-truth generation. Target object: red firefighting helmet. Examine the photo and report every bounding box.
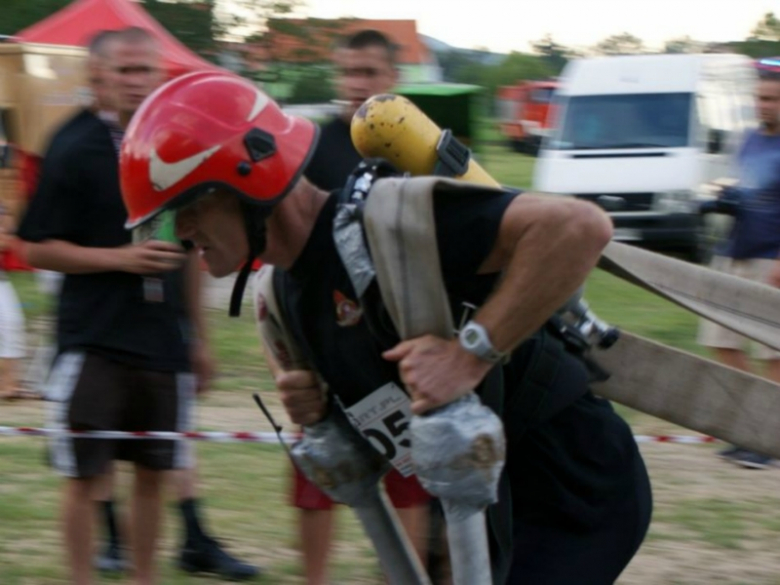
[120,71,318,228]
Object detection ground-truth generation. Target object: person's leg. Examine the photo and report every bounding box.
[394,506,429,565]
[93,463,128,572]
[0,279,26,399]
[174,466,206,546]
[384,470,431,566]
[0,357,19,398]
[710,347,753,460]
[300,508,336,585]
[293,464,337,585]
[129,465,166,585]
[714,347,752,372]
[763,358,780,385]
[49,352,119,585]
[172,447,259,580]
[63,477,101,585]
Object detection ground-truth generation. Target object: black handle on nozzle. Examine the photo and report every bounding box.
[253,393,284,435]
[564,298,620,349]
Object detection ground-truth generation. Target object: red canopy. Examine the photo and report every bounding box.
[15,0,220,77]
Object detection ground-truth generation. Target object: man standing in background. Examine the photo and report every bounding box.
[699,70,780,470]
[18,27,257,584]
[294,29,432,585]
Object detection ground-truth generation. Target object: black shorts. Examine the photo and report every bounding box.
[46,351,195,478]
[504,392,652,584]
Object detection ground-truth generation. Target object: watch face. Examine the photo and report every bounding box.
[463,327,481,347]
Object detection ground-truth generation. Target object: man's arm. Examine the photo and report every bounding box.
[473,194,612,352]
[23,238,186,275]
[385,195,612,414]
[184,251,214,394]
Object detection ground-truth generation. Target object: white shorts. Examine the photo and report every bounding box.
[0,278,25,359]
[697,256,780,360]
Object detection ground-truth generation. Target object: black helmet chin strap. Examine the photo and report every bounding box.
[229,202,271,317]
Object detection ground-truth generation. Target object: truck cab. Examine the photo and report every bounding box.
[497,80,558,154]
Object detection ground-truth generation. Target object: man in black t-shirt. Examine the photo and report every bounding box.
[18,29,255,585]
[120,74,652,584]
[297,30,432,585]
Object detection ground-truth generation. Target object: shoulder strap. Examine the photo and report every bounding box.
[362,176,514,584]
[362,176,507,339]
[251,265,310,371]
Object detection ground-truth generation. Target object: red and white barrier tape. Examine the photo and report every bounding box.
[0,426,296,444]
[633,434,718,444]
[0,426,718,445]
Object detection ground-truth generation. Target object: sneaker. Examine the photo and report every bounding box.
[731,450,772,470]
[95,543,128,573]
[178,536,260,581]
[716,445,743,461]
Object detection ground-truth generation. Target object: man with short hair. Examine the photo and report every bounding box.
[700,71,780,470]
[18,27,187,585]
[18,28,254,585]
[297,29,430,585]
[305,29,399,188]
[120,72,652,585]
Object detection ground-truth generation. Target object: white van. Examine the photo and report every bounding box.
[533,53,757,261]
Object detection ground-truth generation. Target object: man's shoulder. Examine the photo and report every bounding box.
[317,116,352,143]
[45,110,104,157]
[320,115,348,131]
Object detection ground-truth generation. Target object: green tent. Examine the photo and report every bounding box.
[394,83,483,149]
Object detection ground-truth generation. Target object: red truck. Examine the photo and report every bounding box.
[496,80,559,154]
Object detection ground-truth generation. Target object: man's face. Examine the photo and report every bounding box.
[175,192,249,278]
[335,45,397,121]
[107,40,164,118]
[756,79,780,132]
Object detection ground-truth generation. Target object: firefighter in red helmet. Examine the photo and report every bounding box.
[121,71,651,585]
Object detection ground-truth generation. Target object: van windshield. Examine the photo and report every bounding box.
[549,92,692,150]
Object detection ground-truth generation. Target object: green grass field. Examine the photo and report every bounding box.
[1,148,779,584]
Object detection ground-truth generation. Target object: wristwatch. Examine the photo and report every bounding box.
[458,321,508,364]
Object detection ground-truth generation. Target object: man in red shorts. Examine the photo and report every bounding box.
[290,28,430,585]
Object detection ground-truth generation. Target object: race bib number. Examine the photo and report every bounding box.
[344,382,414,477]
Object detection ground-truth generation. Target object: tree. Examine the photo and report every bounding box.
[451,52,554,102]
[593,32,645,56]
[733,12,780,59]
[437,50,481,83]
[0,0,222,61]
[749,11,780,41]
[143,0,221,58]
[0,0,71,35]
[664,36,704,54]
[221,0,306,40]
[530,34,571,74]
[248,16,347,101]
[288,67,335,104]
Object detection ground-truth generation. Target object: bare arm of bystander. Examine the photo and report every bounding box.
[22,238,186,275]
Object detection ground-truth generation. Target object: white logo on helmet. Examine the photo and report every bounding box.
[149,145,221,192]
[248,89,270,121]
